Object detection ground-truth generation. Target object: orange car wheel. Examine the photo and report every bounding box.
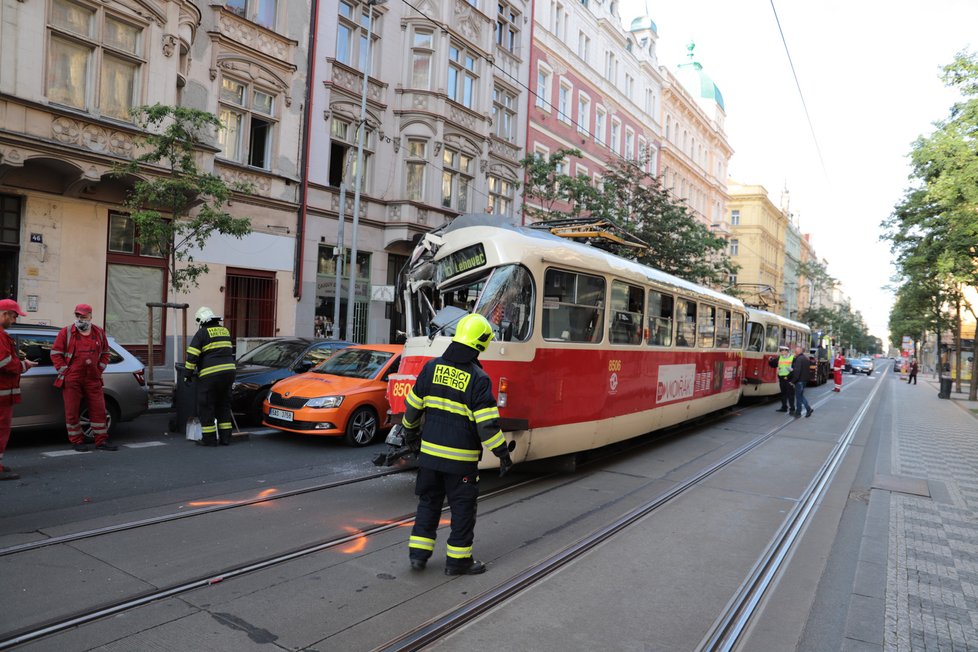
[344,406,378,447]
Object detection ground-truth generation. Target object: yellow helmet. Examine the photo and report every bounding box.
[452,314,494,352]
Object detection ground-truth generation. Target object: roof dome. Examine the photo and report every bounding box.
[628,15,657,34]
[676,42,725,111]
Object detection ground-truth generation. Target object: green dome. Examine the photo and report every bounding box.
[676,42,725,111]
[628,15,657,34]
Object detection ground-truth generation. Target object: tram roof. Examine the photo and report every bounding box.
[746,307,810,332]
[434,214,746,311]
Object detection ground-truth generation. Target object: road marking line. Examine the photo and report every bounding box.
[42,450,89,457]
[123,441,167,449]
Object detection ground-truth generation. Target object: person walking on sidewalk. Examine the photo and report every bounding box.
[908,358,919,385]
[0,300,36,480]
[51,304,117,452]
[770,345,796,413]
[832,351,846,392]
[789,343,814,418]
[184,307,236,446]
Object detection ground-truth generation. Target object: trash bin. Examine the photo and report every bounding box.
[171,362,198,434]
[939,377,953,399]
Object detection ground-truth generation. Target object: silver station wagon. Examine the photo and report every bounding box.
[9,324,148,438]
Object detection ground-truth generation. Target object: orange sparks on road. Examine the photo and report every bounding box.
[339,526,368,554]
[187,487,279,508]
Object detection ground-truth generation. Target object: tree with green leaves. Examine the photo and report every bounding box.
[115,105,252,294]
[520,148,737,287]
[797,259,834,311]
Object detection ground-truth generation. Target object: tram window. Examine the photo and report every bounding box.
[610,281,644,345]
[473,264,535,342]
[764,325,780,353]
[675,299,697,347]
[698,304,716,348]
[730,313,745,349]
[715,308,731,348]
[542,269,605,342]
[647,290,673,347]
[746,321,764,352]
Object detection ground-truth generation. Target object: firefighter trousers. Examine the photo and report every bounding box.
[409,467,479,568]
[197,373,234,444]
[64,378,108,445]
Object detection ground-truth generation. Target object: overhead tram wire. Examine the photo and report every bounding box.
[768,0,827,177]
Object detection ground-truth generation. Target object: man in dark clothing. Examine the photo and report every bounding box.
[908,359,919,385]
[788,344,813,418]
[401,313,513,576]
[185,306,236,446]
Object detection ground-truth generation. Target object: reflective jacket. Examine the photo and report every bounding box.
[401,352,508,474]
[185,322,235,379]
[51,324,110,384]
[0,328,25,406]
[777,354,794,377]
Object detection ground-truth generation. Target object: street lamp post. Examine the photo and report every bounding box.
[345,0,386,343]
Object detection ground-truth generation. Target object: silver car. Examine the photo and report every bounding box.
[9,324,148,438]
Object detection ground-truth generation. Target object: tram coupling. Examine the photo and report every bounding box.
[372,424,419,467]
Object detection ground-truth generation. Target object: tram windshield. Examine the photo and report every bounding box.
[408,263,534,342]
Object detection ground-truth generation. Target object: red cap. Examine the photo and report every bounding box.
[0,299,26,316]
[74,304,93,316]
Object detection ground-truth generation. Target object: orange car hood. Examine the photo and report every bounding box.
[273,372,375,397]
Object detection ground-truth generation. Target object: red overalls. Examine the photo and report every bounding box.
[51,325,110,445]
[0,328,25,471]
[832,355,846,392]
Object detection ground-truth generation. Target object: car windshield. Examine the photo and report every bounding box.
[237,340,308,367]
[313,348,393,379]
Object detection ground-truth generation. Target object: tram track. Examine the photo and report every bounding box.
[370,377,875,652]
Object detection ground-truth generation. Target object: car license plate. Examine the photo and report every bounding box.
[269,408,293,422]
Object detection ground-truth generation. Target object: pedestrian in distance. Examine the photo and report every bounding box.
[0,300,37,480]
[402,313,514,576]
[789,343,814,418]
[51,303,117,451]
[184,307,236,446]
[770,344,796,414]
[832,351,846,392]
[908,358,919,385]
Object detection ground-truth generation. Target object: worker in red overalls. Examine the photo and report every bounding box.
[832,351,846,393]
[51,304,117,452]
[0,299,36,480]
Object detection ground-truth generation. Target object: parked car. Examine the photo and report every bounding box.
[230,338,352,423]
[263,344,402,446]
[849,358,872,375]
[10,324,148,438]
[860,356,875,374]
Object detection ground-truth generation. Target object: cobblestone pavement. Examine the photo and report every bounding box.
[886,377,978,651]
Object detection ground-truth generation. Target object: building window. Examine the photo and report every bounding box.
[645,88,655,116]
[731,209,740,225]
[405,138,427,201]
[638,137,647,166]
[108,213,164,257]
[493,86,517,142]
[729,238,739,256]
[665,115,671,141]
[336,0,380,73]
[225,0,277,29]
[575,163,588,178]
[552,2,565,38]
[595,106,606,145]
[610,118,621,155]
[625,127,634,159]
[218,76,276,169]
[534,143,549,160]
[578,32,590,63]
[495,2,519,53]
[327,116,372,190]
[46,0,145,119]
[577,93,590,134]
[535,64,552,110]
[604,51,617,83]
[488,176,514,217]
[441,147,473,211]
[448,44,478,108]
[411,29,434,89]
[558,81,572,124]
[625,73,634,99]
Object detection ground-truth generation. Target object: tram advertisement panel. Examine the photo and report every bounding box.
[656,364,695,404]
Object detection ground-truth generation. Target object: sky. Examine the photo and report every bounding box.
[619,0,978,341]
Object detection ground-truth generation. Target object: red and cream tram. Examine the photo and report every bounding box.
[388,214,751,467]
[741,309,812,398]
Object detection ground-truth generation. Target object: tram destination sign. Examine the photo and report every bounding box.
[436,244,487,282]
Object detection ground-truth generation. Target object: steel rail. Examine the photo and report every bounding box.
[697,369,886,652]
[370,384,850,652]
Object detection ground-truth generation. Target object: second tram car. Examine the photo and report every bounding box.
[741,309,812,398]
[387,214,755,467]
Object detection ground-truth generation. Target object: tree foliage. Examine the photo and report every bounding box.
[797,259,835,311]
[800,304,882,355]
[115,104,252,293]
[521,149,738,287]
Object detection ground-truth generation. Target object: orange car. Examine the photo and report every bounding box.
[262,344,402,446]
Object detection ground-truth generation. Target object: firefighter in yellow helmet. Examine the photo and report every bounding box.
[184,307,236,446]
[402,313,513,575]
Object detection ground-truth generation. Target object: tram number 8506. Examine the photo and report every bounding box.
[608,359,623,372]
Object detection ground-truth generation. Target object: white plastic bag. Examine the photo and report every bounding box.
[186,417,202,441]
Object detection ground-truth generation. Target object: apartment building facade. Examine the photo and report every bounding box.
[726,182,787,313]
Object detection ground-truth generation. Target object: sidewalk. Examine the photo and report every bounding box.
[884,375,978,651]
